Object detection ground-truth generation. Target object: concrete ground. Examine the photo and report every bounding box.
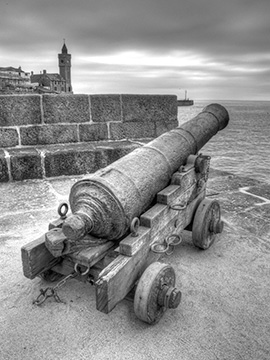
[0,169,270,360]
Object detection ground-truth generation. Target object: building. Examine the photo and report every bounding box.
[30,42,73,94]
[30,70,67,93]
[0,66,31,92]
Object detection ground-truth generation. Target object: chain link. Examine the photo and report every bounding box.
[151,234,183,255]
[33,272,77,306]
[169,203,187,211]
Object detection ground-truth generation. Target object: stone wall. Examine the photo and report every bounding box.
[0,94,178,181]
[0,94,177,147]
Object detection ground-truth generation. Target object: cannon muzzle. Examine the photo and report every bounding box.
[62,103,229,242]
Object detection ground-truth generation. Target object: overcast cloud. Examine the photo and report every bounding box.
[1,0,269,100]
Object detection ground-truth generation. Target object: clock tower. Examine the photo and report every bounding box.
[58,41,72,93]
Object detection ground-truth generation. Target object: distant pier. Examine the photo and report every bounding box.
[177,90,194,106]
[177,99,194,106]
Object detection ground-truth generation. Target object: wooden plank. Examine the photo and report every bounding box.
[95,231,151,314]
[102,247,120,268]
[119,226,152,256]
[140,203,167,228]
[67,241,116,268]
[157,168,197,206]
[140,181,198,236]
[52,258,75,275]
[21,235,59,279]
[156,185,182,205]
[45,228,68,257]
[52,258,102,283]
[95,191,206,314]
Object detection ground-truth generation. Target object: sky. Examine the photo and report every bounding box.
[1,0,270,100]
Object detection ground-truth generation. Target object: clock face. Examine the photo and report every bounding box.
[60,59,70,65]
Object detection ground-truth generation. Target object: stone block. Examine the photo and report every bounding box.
[110,121,155,140]
[1,140,144,181]
[0,128,19,147]
[79,123,108,142]
[44,144,98,177]
[155,119,179,137]
[121,95,177,122]
[0,95,42,126]
[96,141,140,166]
[106,144,140,164]
[43,94,90,124]
[9,148,43,181]
[0,150,9,182]
[20,124,78,145]
[90,95,121,122]
[44,142,140,178]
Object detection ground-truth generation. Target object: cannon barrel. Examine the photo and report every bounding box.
[62,103,229,242]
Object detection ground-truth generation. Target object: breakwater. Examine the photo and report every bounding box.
[0,94,177,181]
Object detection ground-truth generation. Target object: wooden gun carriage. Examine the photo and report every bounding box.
[21,103,229,324]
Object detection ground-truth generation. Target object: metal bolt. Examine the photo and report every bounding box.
[167,287,182,309]
[159,286,182,309]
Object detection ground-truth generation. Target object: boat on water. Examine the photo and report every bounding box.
[177,90,194,106]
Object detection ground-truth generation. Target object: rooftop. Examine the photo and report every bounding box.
[0,66,26,73]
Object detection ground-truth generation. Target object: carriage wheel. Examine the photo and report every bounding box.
[134,262,181,324]
[192,198,223,250]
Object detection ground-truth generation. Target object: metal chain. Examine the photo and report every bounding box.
[33,272,77,306]
[151,234,183,255]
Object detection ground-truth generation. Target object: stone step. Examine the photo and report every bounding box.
[0,140,145,182]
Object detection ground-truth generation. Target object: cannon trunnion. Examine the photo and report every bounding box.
[21,104,229,324]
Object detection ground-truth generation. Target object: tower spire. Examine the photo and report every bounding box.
[62,39,68,54]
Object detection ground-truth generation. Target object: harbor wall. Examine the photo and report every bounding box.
[0,94,178,181]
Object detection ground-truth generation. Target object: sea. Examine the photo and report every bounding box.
[178,100,270,185]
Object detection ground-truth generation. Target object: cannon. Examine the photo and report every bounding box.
[21,103,229,324]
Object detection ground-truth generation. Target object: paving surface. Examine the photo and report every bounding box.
[0,169,270,360]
